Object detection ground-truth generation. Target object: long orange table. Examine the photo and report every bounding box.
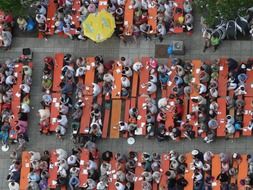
[138,57,150,95]
[159,153,170,189]
[110,100,122,138]
[98,0,108,11]
[49,93,61,131]
[83,57,95,96]
[20,151,30,190]
[124,0,134,35]
[134,153,144,190]
[111,61,122,99]
[48,150,58,189]
[46,0,57,35]
[218,58,228,97]
[52,53,64,92]
[148,2,157,34]
[237,155,248,189]
[184,153,193,190]
[108,153,117,190]
[243,97,253,136]
[9,63,23,139]
[216,98,226,137]
[80,96,93,134]
[79,149,89,188]
[212,154,221,190]
[245,70,253,96]
[189,60,201,136]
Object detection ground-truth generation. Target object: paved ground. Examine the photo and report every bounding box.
[1,15,253,189]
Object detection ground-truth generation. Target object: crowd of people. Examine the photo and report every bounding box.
[37,54,253,144]
[0,55,32,152]
[34,0,194,42]
[6,146,253,190]
[0,12,14,49]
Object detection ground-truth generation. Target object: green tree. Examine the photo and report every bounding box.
[0,0,37,17]
[195,0,253,27]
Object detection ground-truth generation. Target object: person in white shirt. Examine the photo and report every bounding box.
[75,67,86,77]
[67,155,78,166]
[103,73,114,83]
[5,75,15,86]
[132,61,143,72]
[29,151,41,161]
[69,167,80,176]
[122,66,132,77]
[57,114,68,127]
[8,181,19,190]
[35,14,46,24]
[115,182,125,190]
[199,83,207,94]
[56,148,68,160]
[118,121,129,131]
[37,5,47,15]
[21,103,30,113]
[55,125,66,138]
[121,77,130,88]
[147,82,157,94]
[20,84,30,94]
[87,160,98,171]
[92,83,101,97]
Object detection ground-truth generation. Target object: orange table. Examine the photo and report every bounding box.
[111,61,122,99]
[243,97,253,136]
[124,0,134,35]
[79,149,89,188]
[136,96,147,135]
[138,57,150,95]
[70,0,81,35]
[49,93,61,131]
[148,2,157,34]
[184,153,193,190]
[20,151,30,190]
[83,57,95,96]
[245,70,253,97]
[189,60,201,136]
[218,58,228,97]
[237,155,248,189]
[212,154,221,190]
[110,100,122,138]
[48,150,58,189]
[98,0,108,11]
[131,62,139,98]
[134,153,144,190]
[108,154,117,190]
[216,98,226,137]
[46,0,57,35]
[159,153,170,189]
[52,53,64,92]
[9,63,23,139]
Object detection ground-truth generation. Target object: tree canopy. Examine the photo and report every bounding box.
[0,0,37,17]
[194,0,253,27]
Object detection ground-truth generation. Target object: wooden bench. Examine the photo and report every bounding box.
[52,53,64,92]
[79,149,89,188]
[159,153,170,189]
[123,0,134,35]
[49,93,61,131]
[218,58,228,97]
[243,97,253,136]
[102,102,111,138]
[98,0,108,11]
[48,150,58,189]
[20,151,30,190]
[212,154,221,190]
[237,155,248,189]
[134,153,144,190]
[216,98,227,137]
[184,153,193,190]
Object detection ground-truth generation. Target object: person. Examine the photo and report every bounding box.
[210,34,220,52]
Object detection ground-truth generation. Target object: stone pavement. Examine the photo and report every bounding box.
[1,16,253,189]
